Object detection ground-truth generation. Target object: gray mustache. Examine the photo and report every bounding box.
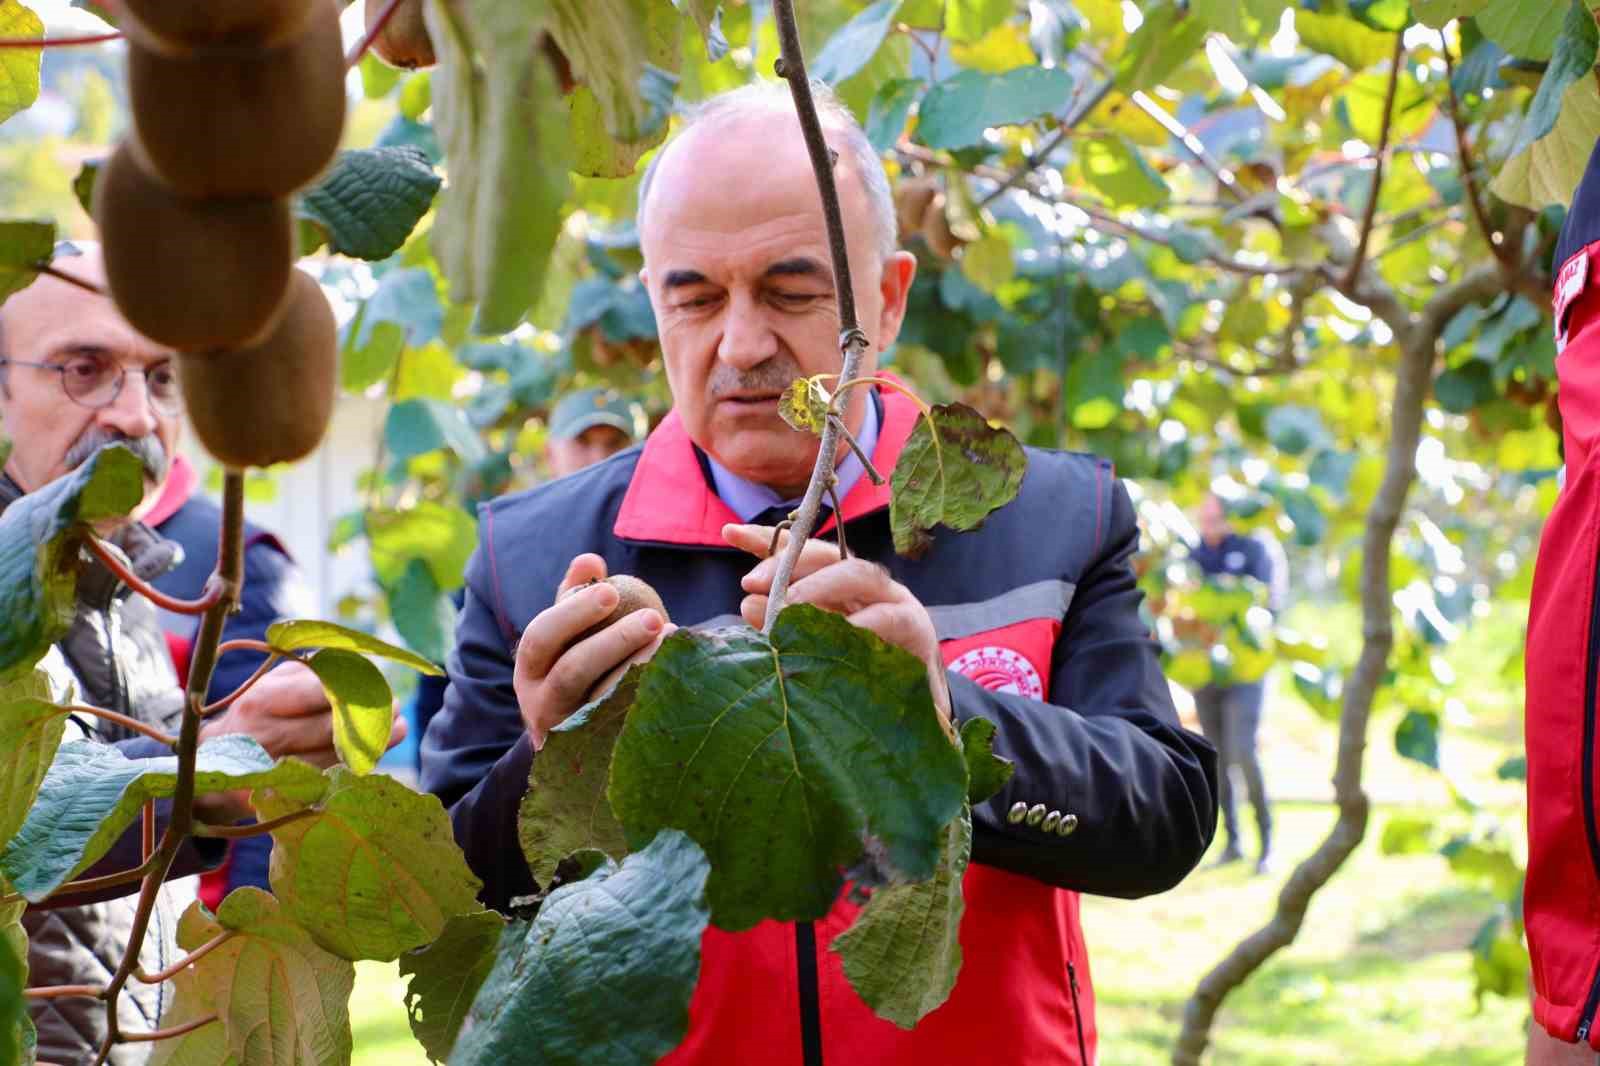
[64,428,168,483]
[707,355,806,400]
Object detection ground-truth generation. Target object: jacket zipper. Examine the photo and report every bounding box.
[1067,959,1089,1064]
[1576,545,1600,1044]
[795,921,823,1066]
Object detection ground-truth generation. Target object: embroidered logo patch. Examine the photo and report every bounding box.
[949,646,1044,699]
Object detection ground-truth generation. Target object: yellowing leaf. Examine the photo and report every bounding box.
[960,233,1016,292]
[1295,9,1394,71]
[1492,75,1600,208]
[948,21,1036,72]
[1079,136,1171,207]
[0,1,42,128]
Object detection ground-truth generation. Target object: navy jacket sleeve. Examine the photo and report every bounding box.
[951,480,1218,898]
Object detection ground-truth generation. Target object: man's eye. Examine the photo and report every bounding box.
[677,295,720,310]
[63,360,104,381]
[775,293,822,306]
[149,365,179,388]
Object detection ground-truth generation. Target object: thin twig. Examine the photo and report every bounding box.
[827,413,885,485]
[85,538,223,616]
[141,801,155,864]
[63,704,176,747]
[216,638,276,658]
[1441,39,1512,269]
[978,76,1116,209]
[825,480,849,561]
[202,653,282,716]
[0,32,121,48]
[192,807,317,840]
[25,984,104,1000]
[1341,35,1406,292]
[4,859,157,908]
[135,930,236,985]
[345,0,405,68]
[121,1014,219,1043]
[36,262,107,296]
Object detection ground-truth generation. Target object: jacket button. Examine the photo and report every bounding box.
[1007,801,1028,825]
[1026,803,1046,827]
[1056,813,1078,837]
[1042,810,1061,833]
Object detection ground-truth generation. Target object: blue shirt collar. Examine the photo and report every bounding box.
[706,389,882,523]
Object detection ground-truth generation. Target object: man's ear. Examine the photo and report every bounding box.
[874,251,917,352]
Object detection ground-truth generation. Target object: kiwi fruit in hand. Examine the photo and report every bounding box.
[179,269,337,469]
[366,0,437,69]
[119,0,319,53]
[573,576,669,643]
[94,142,293,352]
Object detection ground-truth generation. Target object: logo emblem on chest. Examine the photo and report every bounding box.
[948,646,1044,699]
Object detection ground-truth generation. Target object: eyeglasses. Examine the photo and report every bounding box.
[0,354,182,417]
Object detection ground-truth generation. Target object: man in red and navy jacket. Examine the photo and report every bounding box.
[1527,137,1600,1064]
[421,82,1217,1066]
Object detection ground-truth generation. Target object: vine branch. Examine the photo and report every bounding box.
[122,1014,219,1042]
[25,984,103,1000]
[63,703,177,747]
[85,536,223,616]
[202,652,283,716]
[135,929,236,985]
[977,75,1115,209]
[1341,35,1406,292]
[36,262,107,296]
[192,807,316,839]
[0,32,121,48]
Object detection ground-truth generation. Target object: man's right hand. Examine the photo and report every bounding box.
[514,553,673,749]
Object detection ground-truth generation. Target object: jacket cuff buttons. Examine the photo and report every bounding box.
[1006,801,1078,837]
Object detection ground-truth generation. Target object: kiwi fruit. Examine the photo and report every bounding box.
[179,270,338,469]
[94,142,294,352]
[919,193,961,259]
[119,0,319,53]
[894,178,938,240]
[126,0,346,199]
[573,576,669,643]
[366,0,436,70]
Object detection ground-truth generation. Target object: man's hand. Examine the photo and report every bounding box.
[514,553,675,750]
[724,523,953,733]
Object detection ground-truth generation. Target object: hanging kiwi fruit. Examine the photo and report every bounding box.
[179,270,338,470]
[94,143,294,352]
[365,0,437,69]
[119,0,319,53]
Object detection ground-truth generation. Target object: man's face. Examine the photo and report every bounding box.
[546,423,633,479]
[1197,495,1229,546]
[0,252,178,517]
[640,113,915,497]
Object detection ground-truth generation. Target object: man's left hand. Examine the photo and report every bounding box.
[724,522,953,734]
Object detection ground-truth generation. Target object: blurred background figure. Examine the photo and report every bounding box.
[1190,493,1279,875]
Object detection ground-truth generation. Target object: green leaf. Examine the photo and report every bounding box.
[364,502,478,593]
[1497,754,1528,781]
[778,375,834,436]
[1264,405,1328,455]
[0,884,23,1066]
[451,830,711,1066]
[548,0,680,143]
[255,767,483,961]
[0,219,53,304]
[1294,10,1395,71]
[610,606,967,931]
[428,0,572,333]
[306,649,394,777]
[267,618,444,676]
[399,910,507,1065]
[401,71,432,120]
[340,312,405,392]
[1349,0,1411,30]
[360,50,402,98]
[1470,910,1529,1005]
[358,267,443,349]
[172,889,354,1066]
[0,445,142,682]
[386,399,489,465]
[1280,490,1327,547]
[1079,136,1170,207]
[1507,0,1597,160]
[147,967,238,1066]
[1491,74,1600,208]
[959,716,1013,804]
[0,666,69,847]
[1435,360,1498,413]
[833,805,969,1028]
[889,402,1026,557]
[866,77,922,154]
[1414,0,1489,28]
[71,160,101,218]
[1115,0,1208,90]
[0,735,324,901]
[518,665,641,887]
[296,147,441,262]
[915,67,1074,149]
[0,1,43,127]
[389,559,457,667]
[960,233,1016,292]
[1479,0,1566,60]
[1190,0,1247,38]
[1379,813,1437,856]
[570,84,668,180]
[945,0,1011,43]
[814,0,903,84]
[1395,708,1441,770]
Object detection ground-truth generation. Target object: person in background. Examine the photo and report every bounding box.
[1190,492,1277,875]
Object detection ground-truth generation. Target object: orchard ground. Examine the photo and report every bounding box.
[348,600,1530,1065]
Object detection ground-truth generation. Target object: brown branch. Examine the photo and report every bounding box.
[346,0,405,68]
[201,653,282,716]
[192,807,316,840]
[62,704,176,747]
[141,800,155,864]
[1441,39,1512,269]
[1341,34,1406,292]
[0,31,121,48]
[5,858,157,908]
[827,413,885,485]
[135,930,236,985]
[122,1014,219,1042]
[85,537,223,616]
[25,984,103,999]
[36,262,107,296]
[978,76,1116,209]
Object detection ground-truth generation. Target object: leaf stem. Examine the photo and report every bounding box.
[826,413,884,486]
[835,375,932,416]
[346,0,405,68]
[134,930,236,985]
[216,638,276,657]
[36,262,107,295]
[25,984,104,999]
[192,807,316,840]
[201,653,282,716]
[84,537,224,616]
[825,479,849,561]
[1341,34,1406,292]
[122,1014,219,1042]
[0,31,121,48]
[3,858,158,908]
[62,704,177,747]
[141,800,155,863]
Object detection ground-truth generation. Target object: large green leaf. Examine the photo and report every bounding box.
[1492,74,1600,208]
[1114,0,1208,90]
[1395,708,1441,770]
[945,0,1011,43]
[548,0,679,143]
[0,445,142,682]
[959,717,1013,804]
[255,767,482,961]
[833,805,971,1028]
[363,502,478,594]
[1414,0,1489,28]
[0,665,69,848]
[0,879,23,1066]
[305,649,394,777]
[267,618,443,676]
[1507,0,1597,159]
[147,967,238,1066]
[399,910,507,1065]
[570,84,668,180]
[427,0,572,333]
[889,402,1027,557]
[1478,0,1566,60]
[518,665,640,886]
[389,559,457,667]
[1079,136,1170,208]
[1294,9,1394,71]
[609,606,967,931]
[866,76,923,153]
[0,736,324,901]
[173,889,354,1066]
[385,399,489,465]
[0,219,53,302]
[813,0,902,84]
[450,830,710,1066]
[0,1,42,127]
[915,67,1074,149]
[296,147,441,262]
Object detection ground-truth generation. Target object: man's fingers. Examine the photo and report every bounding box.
[386,711,409,751]
[737,537,848,595]
[541,608,664,715]
[516,581,622,680]
[558,553,609,597]
[782,558,896,615]
[723,522,787,559]
[740,594,767,629]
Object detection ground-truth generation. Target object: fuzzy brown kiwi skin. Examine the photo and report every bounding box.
[573,576,669,644]
[366,0,436,69]
[120,0,318,53]
[179,270,337,470]
[94,142,293,352]
[126,0,346,200]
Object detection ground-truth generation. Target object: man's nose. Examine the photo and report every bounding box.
[716,295,778,371]
[97,371,159,438]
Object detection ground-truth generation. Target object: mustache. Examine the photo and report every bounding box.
[706,354,809,401]
[63,427,169,483]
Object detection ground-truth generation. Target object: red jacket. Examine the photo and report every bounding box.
[425,383,1218,1063]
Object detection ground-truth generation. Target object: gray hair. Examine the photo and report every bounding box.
[636,80,898,262]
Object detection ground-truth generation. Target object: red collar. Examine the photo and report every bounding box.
[143,453,198,528]
[613,376,921,547]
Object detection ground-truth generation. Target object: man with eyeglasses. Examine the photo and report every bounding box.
[0,246,396,1064]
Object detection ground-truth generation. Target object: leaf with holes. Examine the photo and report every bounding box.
[778,375,833,436]
[256,767,482,961]
[399,910,506,1065]
[450,830,710,1066]
[296,147,441,261]
[0,736,325,902]
[305,649,394,777]
[267,619,442,676]
[0,1,42,127]
[518,665,641,887]
[609,606,966,931]
[889,402,1026,558]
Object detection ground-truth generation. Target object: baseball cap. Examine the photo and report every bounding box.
[547,387,647,442]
